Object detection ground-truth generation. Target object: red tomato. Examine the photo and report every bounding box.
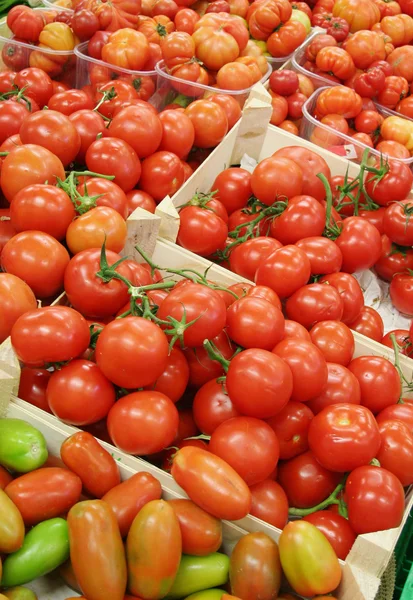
[383,199,413,247]
[108,391,179,455]
[184,330,234,388]
[76,178,128,219]
[227,297,285,350]
[286,284,344,330]
[192,380,240,435]
[255,245,311,299]
[375,234,413,282]
[18,367,51,413]
[69,109,106,163]
[102,472,162,537]
[48,90,94,115]
[277,450,342,509]
[229,237,282,281]
[273,339,328,403]
[307,362,361,415]
[11,306,90,367]
[144,347,189,404]
[212,168,252,215]
[184,100,228,148]
[249,479,289,529]
[365,160,413,205]
[308,404,381,472]
[390,272,413,316]
[177,206,228,257]
[158,110,195,159]
[303,512,356,560]
[335,217,382,273]
[126,189,156,215]
[108,105,162,160]
[209,416,279,486]
[348,356,401,414]
[5,468,82,526]
[86,137,141,192]
[139,150,185,201]
[61,431,121,498]
[0,466,13,490]
[47,360,116,426]
[266,401,314,460]
[0,273,37,344]
[270,195,325,245]
[171,445,252,520]
[14,68,53,108]
[376,403,413,433]
[376,420,413,486]
[348,305,384,341]
[251,157,303,205]
[310,321,354,366]
[345,466,405,534]
[168,499,222,556]
[226,348,293,419]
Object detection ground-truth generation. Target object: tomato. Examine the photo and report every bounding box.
[7,6,44,42]
[184,100,228,149]
[0,273,37,344]
[249,479,288,529]
[144,347,189,404]
[309,321,354,367]
[227,297,284,351]
[1,144,65,202]
[266,401,313,460]
[383,200,413,247]
[273,146,331,203]
[346,465,405,534]
[208,94,241,130]
[167,553,229,599]
[305,34,337,62]
[0,489,25,554]
[171,446,251,520]
[191,379,238,435]
[255,245,311,299]
[267,20,307,57]
[139,151,185,201]
[2,518,69,588]
[285,284,343,330]
[18,367,51,414]
[303,511,356,560]
[390,272,413,316]
[68,109,106,163]
[14,68,53,108]
[66,205,127,255]
[229,237,282,281]
[382,329,413,358]
[10,184,75,241]
[102,30,149,70]
[270,196,324,245]
[5,468,81,527]
[269,69,299,95]
[279,521,342,597]
[307,363,361,415]
[184,330,234,388]
[76,177,128,219]
[348,355,401,414]
[168,499,222,556]
[295,237,342,276]
[177,206,228,257]
[0,466,13,490]
[71,8,100,41]
[126,189,156,215]
[344,30,386,71]
[251,157,302,205]
[377,403,413,432]
[175,8,200,33]
[377,76,409,109]
[308,404,381,472]
[107,105,162,160]
[0,418,47,474]
[365,161,413,206]
[0,102,29,147]
[333,0,380,32]
[348,305,384,341]
[61,431,120,498]
[230,533,281,600]
[48,90,94,116]
[68,501,127,600]
[315,86,362,119]
[211,168,251,215]
[1,231,69,299]
[269,93,288,127]
[354,67,386,98]
[316,46,356,80]
[375,420,413,486]
[334,217,382,274]
[226,348,293,419]
[86,137,141,192]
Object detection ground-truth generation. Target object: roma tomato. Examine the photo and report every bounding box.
[279,521,341,597]
[168,499,222,556]
[11,306,90,367]
[249,480,289,529]
[68,501,127,600]
[345,466,405,534]
[303,511,356,560]
[230,533,282,600]
[47,360,116,426]
[5,468,82,527]
[308,404,381,472]
[171,446,251,521]
[266,401,313,460]
[61,431,121,498]
[348,356,401,414]
[166,553,229,599]
[126,500,181,599]
[0,418,47,474]
[0,489,25,554]
[107,391,179,455]
[0,273,37,344]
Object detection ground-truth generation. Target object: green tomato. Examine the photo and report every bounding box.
[185,591,226,600]
[166,554,229,600]
[253,40,268,53]
[0,419,47,473]
[2,518,70,587]
[3,587,38,600]
[290,9,311,34]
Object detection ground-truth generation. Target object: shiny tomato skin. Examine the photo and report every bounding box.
[95,317,169,389]
[14,68,53,108]
[308,404,381,472]
[346,466,405,534]
[227,297,285,350]
[66,205,127,255]
[230,533,282,600]
[376,403,413,433]
[226,349,293,419]
[319,272,364,325]
[108,391,179,456]
[277,450,342,509]
[251,157,303,205]
[307,363,361,415]
[108,105,163,159]
[266,402,314,460]
[0,273,37,344]
[192,380,240,435]
[229,237,282,281]
[310,320,355,366]
[286,284,344,329]
[249,480,289,529]
[365,160,413,205]
[273,339,328,403]
[348,306,384,341]
[171,446,251,521]
[1,231,69,299]
[303,511,356,560]
[283,319,311,342]
[69,109,106,163]
[177,206,228,257]
[335,217,382,273]
[47,360,116,426]
[209,416,279,486]
[68,500,127,600]
[10,306,90,368]
[390,272,413,316]
[61,431,121,498]
[348,356,401,414]
[139,151,185,201]
[168,499,222,556]
[0,488,25,554]
[375,235,413,282]
[76,178,128,219]
[145,347,189,404]
[126,500,182,599]
[184,330,233,388]
[212,168,252,215]
[376,420,413,486]
[102,472,162,538]
[296,236,343,275]
[86,137,141,192]
[272,146,331,202]
[5,468,82,527]
[270,195,325,245]
[0,466,13,490]
[255,245,311,299]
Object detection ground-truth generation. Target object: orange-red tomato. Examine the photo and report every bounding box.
[126,500,182,599]
[102,29,150,70]
[68,500,127,600]
[267,20,307,58]
[168,499,223,556]
[315,86,362,119]
[388,46,413,82]
[379,14,413,46]
[193,27,240,70]
[343,30,386,69]
[0,488,25,554]
[102,472,162,537]
[333,0,380,33]
[0,466,13,490]
[66,206,127,255]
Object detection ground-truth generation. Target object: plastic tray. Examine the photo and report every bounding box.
[153,59,272,110]
[291,31,339,90]
[0,8,76,86]
[42,0,73,12]
[301,87,413,168]
[74,41,157,97]
[266,27,320,71]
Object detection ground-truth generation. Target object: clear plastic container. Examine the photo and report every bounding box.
[0,8,76,86]
[266,27,319,71]
[153,59,272,110]
[74,41,157,100]
[42,0,73,12]
[301,86,413,168]
[291,28,339,89]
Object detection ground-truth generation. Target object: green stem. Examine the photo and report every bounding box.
[289,480,347,518]
[203,340,230,373]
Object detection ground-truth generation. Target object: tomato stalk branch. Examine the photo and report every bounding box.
[390,333,413,396]
[203,340,230,373]
[289,479,348,518]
